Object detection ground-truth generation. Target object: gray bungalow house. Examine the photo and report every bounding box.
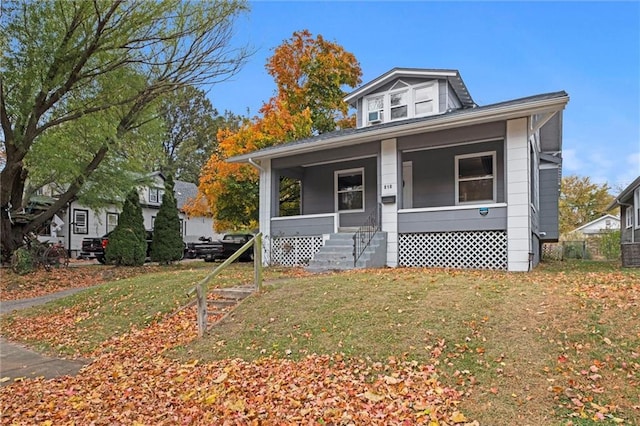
[228,68,569,272]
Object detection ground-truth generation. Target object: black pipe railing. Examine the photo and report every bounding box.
[353,204,381,267]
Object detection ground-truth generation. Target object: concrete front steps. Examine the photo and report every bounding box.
[306,232,387,273]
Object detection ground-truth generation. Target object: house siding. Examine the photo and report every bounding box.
[401,139,505,208]
[301,157,378,227]
[398,206,507,233]
[539,167,560,241]
[271,214,336,237]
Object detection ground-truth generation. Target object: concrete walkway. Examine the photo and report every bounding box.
[0,288,91,386]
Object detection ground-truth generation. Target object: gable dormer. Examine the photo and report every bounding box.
[344,68,476,128]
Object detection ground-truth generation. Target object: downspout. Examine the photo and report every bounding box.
[247,158,264,172]
[615,200,634,243]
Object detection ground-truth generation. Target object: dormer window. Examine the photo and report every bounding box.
[364,80,439,126]
[415,85,435,115]
[390,90,408,119]
[367,95,384,123]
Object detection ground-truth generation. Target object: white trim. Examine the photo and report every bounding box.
[626,206,633,229]
[506,118,531,272]
[334,167,365,213]
[271,212,337,221]
[398,203,507,214]
[455,151,497,205]
[380,138,398,267]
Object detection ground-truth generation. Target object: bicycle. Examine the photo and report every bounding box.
[10,234,69,274]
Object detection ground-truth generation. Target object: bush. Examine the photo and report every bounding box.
[150,175,184,264]
[10,248,34,275]
[598,229,621,260]
[106,189,147,266]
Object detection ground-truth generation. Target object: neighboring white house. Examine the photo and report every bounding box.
[42,172,217,258]
[570,214,620,236]
[226,67,569,272]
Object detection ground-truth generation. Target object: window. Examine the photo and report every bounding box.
[414,84,436,116]
[455,152,496,204]
[179,219,185,236]
[151,215,156,229]
[626,206,633,229]
[390,90,408,120]
[335,168,364,212]
[106,212,119,233]
[363,81,439,126]
[366,95,384,123]
[149,188,160,204]
[73,209,88,234]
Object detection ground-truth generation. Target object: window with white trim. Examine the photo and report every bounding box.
[455,152,496,204]
[390,89,408,120]
[106,212,119,233]
[363,80,439,126]
[149,188,160,204]
[626,206,633,228]
[335,168,364,212]
[366,95,384,124]
[414,84,436,116]
[73,209,88,234]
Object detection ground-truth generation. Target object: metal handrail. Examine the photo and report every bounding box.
[352,204,381,267]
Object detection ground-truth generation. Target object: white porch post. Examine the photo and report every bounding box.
[380,138,398,267]
[259,159,272,266]
[506,118,532,271]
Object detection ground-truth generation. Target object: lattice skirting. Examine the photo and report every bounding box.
[269,236,324,267]
[399,231,508,270]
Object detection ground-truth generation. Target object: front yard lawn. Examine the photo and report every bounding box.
[1,260,638,425]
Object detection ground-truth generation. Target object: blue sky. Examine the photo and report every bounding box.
[207,1,640,191]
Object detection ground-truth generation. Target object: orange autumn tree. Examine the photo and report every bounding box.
[188,30,362,231]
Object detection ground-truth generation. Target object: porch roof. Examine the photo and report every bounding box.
[227,90,569,164]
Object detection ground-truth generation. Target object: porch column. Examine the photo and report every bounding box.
[506,118,532,271]
[380,138,398,267]
[259,158,272,266]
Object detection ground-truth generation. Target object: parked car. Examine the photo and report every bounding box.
[203,233,254,262]
[184,236,221,259]
[80,230,154,264]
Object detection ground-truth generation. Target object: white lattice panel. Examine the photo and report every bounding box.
[270,236,324,266]
[399,231,508,270]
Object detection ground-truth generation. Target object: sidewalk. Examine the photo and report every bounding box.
[0,289,91,386]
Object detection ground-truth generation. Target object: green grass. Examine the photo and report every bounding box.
[177,264,639,425]
[0,262,303,356]
[2,260,638,425]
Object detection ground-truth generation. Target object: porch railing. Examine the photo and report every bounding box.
[353,204,381,267]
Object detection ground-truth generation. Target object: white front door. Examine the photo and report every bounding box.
[402,161,413,209]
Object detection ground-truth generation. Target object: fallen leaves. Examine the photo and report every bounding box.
[0,307,468,424]
[0,264,165,301]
